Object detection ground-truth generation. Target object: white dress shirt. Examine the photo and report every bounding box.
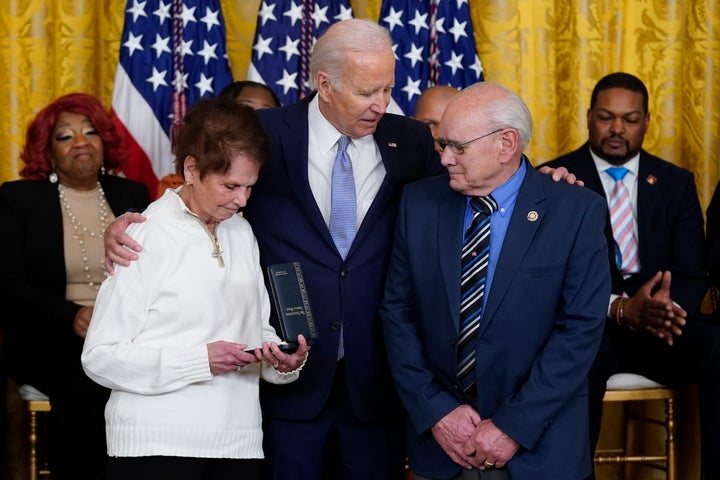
[307,95,386,231]
[590,147,641,315]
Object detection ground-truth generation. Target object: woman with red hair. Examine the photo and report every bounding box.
[0,92,150,479]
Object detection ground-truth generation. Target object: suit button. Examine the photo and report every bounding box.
[449,338,456,347]
[340,269,349,279]
[331,321,341,331]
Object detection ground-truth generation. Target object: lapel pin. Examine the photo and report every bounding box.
[646,175,657,185]
[388,142,397,148]
[527,211,538,222]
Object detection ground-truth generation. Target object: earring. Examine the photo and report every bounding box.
[100,165,106,176]
[49,168,58,184]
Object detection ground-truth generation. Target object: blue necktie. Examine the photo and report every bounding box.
[329,135,356,259]
[329,135,356,360]
[457,195,497,395]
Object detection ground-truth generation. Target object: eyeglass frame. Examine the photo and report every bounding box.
[435,128,505,155]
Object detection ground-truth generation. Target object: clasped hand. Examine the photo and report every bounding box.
[622,271,686,345]
[431,405,519,471]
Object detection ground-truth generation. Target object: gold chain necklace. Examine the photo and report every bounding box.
[185,211,225,268]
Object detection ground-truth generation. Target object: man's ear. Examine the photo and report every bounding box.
[316,71,332,101]
[498,129,520,163]
[641,111,650,136]
[586,108,592,131]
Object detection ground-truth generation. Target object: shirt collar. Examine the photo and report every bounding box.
[466,156,527,216]
[308,95,341,155]
[307,95,375,154]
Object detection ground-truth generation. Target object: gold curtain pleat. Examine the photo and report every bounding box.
[1,0,719,209]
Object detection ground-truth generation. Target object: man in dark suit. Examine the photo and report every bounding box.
[380,82,610,479]
[543,72,720,479]
[245,18,442,480]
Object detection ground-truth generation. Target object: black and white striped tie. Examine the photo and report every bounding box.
[457,194,497,394]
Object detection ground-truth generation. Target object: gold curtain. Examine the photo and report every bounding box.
[1,0,719,208]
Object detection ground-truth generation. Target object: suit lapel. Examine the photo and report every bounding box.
[349,118,403,256]
[635,151,657,257]
[571,147,605,195]
[481,164,545,329]
[279,97,339,254]
[438,189,466,331]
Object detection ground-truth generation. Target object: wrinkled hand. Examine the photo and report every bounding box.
[430,405,482,470]
[462,419,519,470]
[250,334,311,373]
[623,271,686,345]
[73,305,94,338]
[104,212,146,274]
[538,165,585,187]
[207,340,259,375]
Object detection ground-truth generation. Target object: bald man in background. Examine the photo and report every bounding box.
[414,85,459,150]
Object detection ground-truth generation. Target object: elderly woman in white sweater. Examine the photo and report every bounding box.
[81,97,309,480]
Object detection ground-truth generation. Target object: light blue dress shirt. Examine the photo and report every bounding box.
[462,158,526,308]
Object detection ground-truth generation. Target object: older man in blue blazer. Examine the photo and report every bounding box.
[380,82,610,479]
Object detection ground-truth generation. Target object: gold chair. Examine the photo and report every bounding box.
[594,373,677,480]
[18,384,51,480]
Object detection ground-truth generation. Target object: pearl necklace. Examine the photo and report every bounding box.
[58,182,110,290]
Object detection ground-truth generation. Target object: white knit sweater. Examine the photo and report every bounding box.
[82,189,298,459]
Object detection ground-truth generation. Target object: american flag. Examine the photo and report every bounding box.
[247,0,354,106]
[112,0,233,197]
[248,1,483,116]
[380,0,484,115]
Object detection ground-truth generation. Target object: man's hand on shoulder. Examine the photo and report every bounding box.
[104,212,146,274]
[538,165,585,187]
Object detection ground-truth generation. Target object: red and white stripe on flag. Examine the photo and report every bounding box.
[112,0,233,199]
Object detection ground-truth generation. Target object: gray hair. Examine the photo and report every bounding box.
[484,84,533,151]
[309,19,393,90]
[460,82,533,152]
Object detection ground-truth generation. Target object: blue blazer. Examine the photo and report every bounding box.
[380,162,610,479]
[247,95,442,422]
[543,143,707,318]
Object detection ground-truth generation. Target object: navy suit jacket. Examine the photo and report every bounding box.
[0,176,150,394]
[380,161,610,479]
[247,95,442,422]
[543,143,707,319]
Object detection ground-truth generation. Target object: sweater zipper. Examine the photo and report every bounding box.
[185,211,225,268]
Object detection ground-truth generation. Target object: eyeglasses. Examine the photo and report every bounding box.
[435,128,504,155]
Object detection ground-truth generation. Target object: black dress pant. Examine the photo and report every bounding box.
[46,353,110,480]
[108,456,260,480]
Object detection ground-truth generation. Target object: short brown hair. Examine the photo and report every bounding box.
[174,96,269,179]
